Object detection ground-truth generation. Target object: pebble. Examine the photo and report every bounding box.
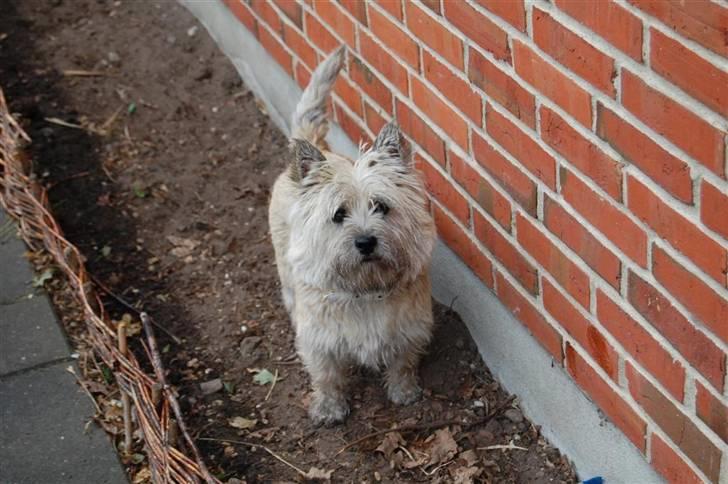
[504,408,524,423]
[187,26,198,37]
[107,51,120,64]
[200,378,223,395]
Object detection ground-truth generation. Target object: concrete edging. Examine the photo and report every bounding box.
[179,2,663,482]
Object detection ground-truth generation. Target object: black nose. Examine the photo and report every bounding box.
[355,235,378,255]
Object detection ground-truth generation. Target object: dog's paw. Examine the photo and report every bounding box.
[387,380,422,406]
[309,392,349,426]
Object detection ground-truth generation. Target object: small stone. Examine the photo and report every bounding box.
[472,399,485,408]
[187,25,198,37]
[166,34,176,44]
[107,51,120,64]
[504,408,524,423]
[200,378,223,395]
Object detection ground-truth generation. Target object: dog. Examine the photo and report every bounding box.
[268,46,435,426]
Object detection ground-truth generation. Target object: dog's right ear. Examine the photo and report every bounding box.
[289,138,326,183]
[372,122,412,166]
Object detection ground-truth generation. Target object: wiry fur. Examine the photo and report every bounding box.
[268,47,435,425]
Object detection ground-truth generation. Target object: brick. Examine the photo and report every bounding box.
[630,0,728,57]
[627,363,722,483]
[363,100,387,135]
[411,77,469,149]
[651,29,728,118]
[405,2,464,69]
[334,103,369,145]
[533,9,616,96]
[251,0,282,33]
[544,196,621,289]
[540,106,622,201]
[517,213,590,309]
[424,51,482,125]
[486,105,556,190]
[374,0,402,21]
[443,0,510,63]
[418,157,470,226]
[339,0,367,25]
[628,271,726,391]
[650,433,703,484]
[598,105,692,204]
[628,177,727,286]
[543,280,618,379]
[561,168,647,267]
[258,27,293,76]
[472,132,537,216]
[469,50,535,128]
[368,6,419,69]
[555,0,643,61]
[305,12,339,53]
[349,56,393,114]
[433,205,493,287]
[513,41,591,127]
[565,344,646,451]
[360,31,409,94]
[474,211,537,294]
[496,272,563,362]
[333,76,363,117]
[596,290,685,401]
[621,70,725,177]
[223,0,257,35]
[696,381,728,444]
[313,0,356,47]
[295,61,311,89]
[474,0,526,32]
[701,181,728,240]
[653,246,728,343]
[396,100,446,166]
[272,0,302,28]
[450,151,511,231]
[283,23,317,69]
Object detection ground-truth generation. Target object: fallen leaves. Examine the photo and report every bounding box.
[228,417,257,430]
[251,368,275,386]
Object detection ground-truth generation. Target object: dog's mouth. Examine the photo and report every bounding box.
[361,254,381,263]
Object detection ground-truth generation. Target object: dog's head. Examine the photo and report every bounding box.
[286,122,435,294]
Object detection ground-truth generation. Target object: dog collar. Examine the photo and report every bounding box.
[322,290,391,303]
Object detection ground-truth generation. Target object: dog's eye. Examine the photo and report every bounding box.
[372,200,389,215]
[332,207,347,224]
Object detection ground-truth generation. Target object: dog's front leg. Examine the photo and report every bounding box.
[384,348,423,405]
[301,349,350,426]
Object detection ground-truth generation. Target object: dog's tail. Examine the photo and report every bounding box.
[290,46,345,148]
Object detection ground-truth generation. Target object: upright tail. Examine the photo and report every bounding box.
[290,46,345,149]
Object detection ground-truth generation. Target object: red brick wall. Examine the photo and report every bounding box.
[223,0,728,481]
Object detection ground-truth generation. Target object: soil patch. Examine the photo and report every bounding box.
[0,1,577,482]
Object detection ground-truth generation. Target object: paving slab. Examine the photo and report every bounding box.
[0,295,70,375]
[0,223,35,305]
[0,362,127,484]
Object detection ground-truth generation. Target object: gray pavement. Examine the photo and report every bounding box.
[0,208,127,483]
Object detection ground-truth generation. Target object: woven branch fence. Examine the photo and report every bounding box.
[0,88,220,484]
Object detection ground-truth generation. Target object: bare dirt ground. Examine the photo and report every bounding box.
[0,1,577,482]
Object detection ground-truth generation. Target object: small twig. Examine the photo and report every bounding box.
[90,273,182,344]
[118,322,133,453]
[65,365,102,413]
[197,437,308,477]
[141,312,215,483]
[63,69,106,77]
[335,395,515,456]
[46,171,91,191]
[264,369,279,401]
[478,443,528,451]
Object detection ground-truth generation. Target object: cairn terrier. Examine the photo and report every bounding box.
[268,47,435,426]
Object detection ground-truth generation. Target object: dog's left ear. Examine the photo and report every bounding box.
[290,138,326,183]
[372,122,412,165]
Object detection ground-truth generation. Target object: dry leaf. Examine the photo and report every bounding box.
[459,449,479,467]
[132,467,152,483]
[427,428,458,466]
[375,431,405,459]
[451,465,482,484]
[228,416,257,430]
[304,466,333,480]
